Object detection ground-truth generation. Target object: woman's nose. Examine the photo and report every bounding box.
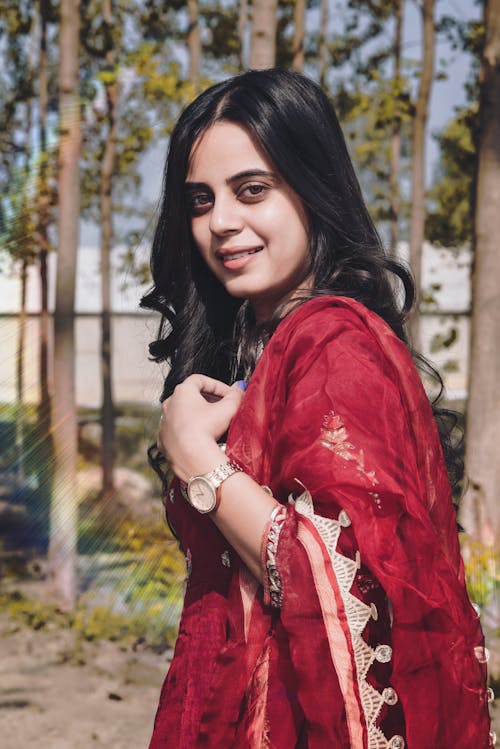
[209,195,243,235]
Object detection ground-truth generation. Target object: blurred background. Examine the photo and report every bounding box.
[0,0,498,746]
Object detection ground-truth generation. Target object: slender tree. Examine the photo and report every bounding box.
[17,22,36,486]
[462,0,500,551]
[99,0,117,498]
[238,0,248,70]
[389,0,403,255]
[408,0,435,346]
[318,0,329,87]
[249,0,278,69]
[187,0,201,88]
[37,0,55,466]
[15,256,28,482]
[292,0,306,72]
[48,0,81,611]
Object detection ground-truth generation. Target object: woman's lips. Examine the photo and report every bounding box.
[218,247,263,270]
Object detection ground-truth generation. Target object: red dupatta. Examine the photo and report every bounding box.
[152,296,492,748]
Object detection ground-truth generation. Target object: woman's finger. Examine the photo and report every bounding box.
[206,382,245,425]
[182,373,232,399]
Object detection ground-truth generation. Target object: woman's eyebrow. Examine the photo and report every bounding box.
[185,169,278,190]
[227,169,278,184]
[184,180,209,190]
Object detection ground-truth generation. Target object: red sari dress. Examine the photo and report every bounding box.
[149,296,492,749]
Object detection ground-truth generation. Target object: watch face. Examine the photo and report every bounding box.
[187,476,216,513]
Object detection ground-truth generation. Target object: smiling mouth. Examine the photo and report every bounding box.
[218,247,263,261]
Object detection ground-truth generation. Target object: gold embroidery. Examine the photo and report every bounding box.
[320,410,379,487]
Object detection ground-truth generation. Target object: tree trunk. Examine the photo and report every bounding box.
[408,0,435,347]
[38,0,53,459]
[389,0,403,256]
[238,0,248,71]
[16,93,34,485]
[49,0,81,612]
[249,0,277,70]
[16,259,28,483]
[187,0,201,88]
[318,0,329,88]
[462,0,500,553]
[292,0,306,72]
[100,0,117,498]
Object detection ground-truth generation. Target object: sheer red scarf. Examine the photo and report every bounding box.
[154,296,491,748]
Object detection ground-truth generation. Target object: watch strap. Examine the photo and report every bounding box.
[206,459,243,490]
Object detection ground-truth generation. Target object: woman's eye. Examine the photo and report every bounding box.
[188,193,212,213]
[239,184,268,200]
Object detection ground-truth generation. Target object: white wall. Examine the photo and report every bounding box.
[0,243,471,405]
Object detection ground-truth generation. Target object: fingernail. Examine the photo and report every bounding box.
[235,380,247,391]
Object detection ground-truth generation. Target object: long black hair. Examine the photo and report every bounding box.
[141,69,462,492]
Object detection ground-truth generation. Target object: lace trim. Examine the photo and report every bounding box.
[262,505,287,608]
[292,488,397,749]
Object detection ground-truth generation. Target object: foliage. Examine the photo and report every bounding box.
[76,511,185,650]
[75,402,185,649]
[73,603,140,643]
[0,0,484,266]
[0,591,73,630]
[116,518,185,643]
[425,14,483,247]
[426,107,477,247]
[0,402,50,479]
[316,0,415,231]
[202,0,240,68]
[0,0,59,267]
[0,3,34,262]
[1,397,185,651]
[0,478,185,651]
[462,540,500,611]
[429,325,458,354]
[334,77,413,225]
[79,2,195,237]
[0,588,179,651]
[437,14,484,104]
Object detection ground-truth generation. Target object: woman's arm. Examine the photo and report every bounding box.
[156,374,280,583]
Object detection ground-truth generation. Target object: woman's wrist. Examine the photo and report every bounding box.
[179,440,229,483]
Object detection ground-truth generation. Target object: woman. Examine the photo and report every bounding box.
[142,69,492,748]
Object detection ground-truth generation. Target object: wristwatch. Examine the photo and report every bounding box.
[186,459,243,513]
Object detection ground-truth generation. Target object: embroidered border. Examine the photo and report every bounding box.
[293,489,399,749]
[261,505,287,608]
[295,518,365,747]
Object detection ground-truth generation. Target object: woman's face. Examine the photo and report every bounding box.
[186,121,311,321]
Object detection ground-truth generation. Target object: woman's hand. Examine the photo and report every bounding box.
[157,375,245,482]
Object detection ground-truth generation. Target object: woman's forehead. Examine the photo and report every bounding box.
[186,122,273,182]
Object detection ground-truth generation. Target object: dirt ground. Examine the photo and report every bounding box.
[0,608,498,748]
[0,611,170,749]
